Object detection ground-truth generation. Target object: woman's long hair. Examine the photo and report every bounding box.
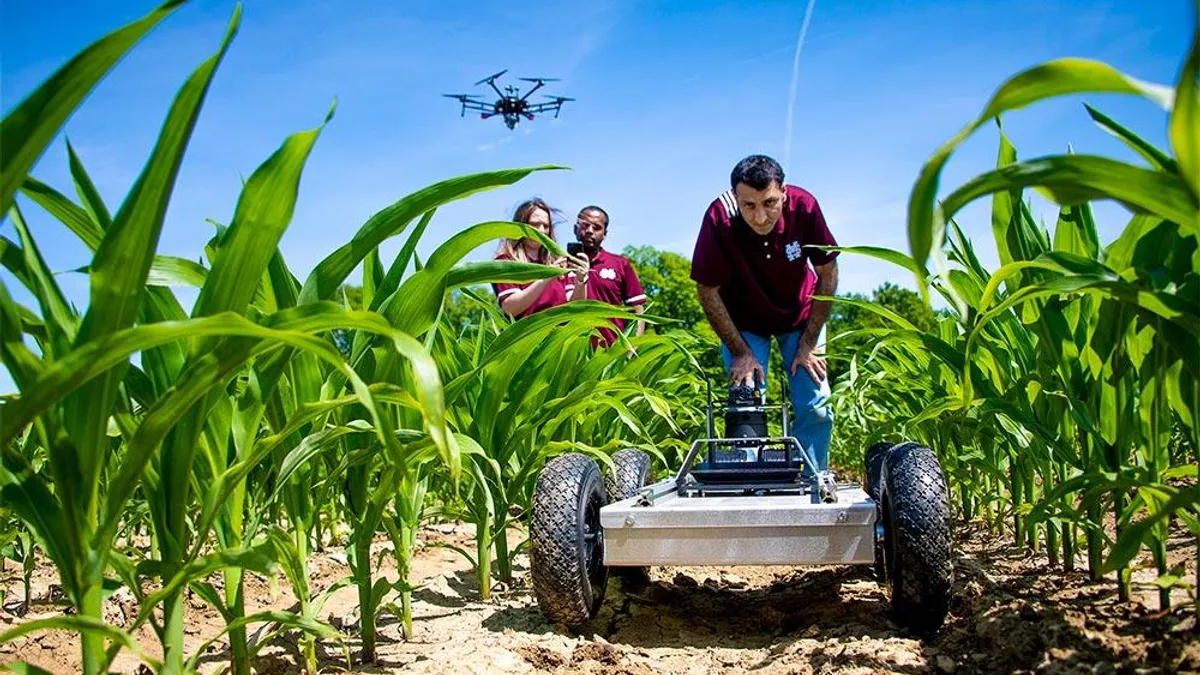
[496,197,559,263]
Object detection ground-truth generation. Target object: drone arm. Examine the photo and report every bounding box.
[519,80,545,101]
[459,99,492,113]
[526,101,567,116]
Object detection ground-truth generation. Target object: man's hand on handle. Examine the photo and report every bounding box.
[730,352,764,389]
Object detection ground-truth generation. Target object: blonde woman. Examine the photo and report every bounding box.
[492,198,589,318]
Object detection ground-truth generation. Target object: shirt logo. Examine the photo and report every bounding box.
[598,267,617,280]
[785,240,802,261]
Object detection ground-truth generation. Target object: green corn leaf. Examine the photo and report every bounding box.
[312,576,357,616]
[991,123,1021,271]
[941,154,1198,239]
[299,166,564,304]
[0,280,45,392]
[267,528,311,609]
[384,221,560,337]
[0,236,32,290]
[1105,213,1164,272]
[369,209,435,312]
[0,0,189,215]
[9,205,77,354]
[63,6,241,520]
[443,259,562,289]
[66,140,113,230]
[0,614,161,672]
[266,248,301,311]
[146,255,209,288]
[129,542,279,631]
[1053,200,1100,261]
[194,102,333,320]
[811,245,925,277]
[363,245,383,309]
[1101,486,1200,573]
[186,581,235,623]
[1084,104,1176,172]
[907,56,1173,289]
[184,610,347,673]
[947,218,993,284]
[819,294,918,331]
[1170,6,1200,199]
[19,176,105,250]
[0,442,77,601]
[90,308,444,549]
[0,305,430,468]
[68,255,222,292]
[946,270,984,310]
[270,425,372,503]
[483,301,635,361]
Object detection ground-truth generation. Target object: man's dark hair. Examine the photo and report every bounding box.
[578,205,609,228]
[730,154,785,190]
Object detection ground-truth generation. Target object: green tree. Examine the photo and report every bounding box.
[621,245,706,332]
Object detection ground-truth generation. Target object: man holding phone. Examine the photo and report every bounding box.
[690,155,839,475]
[568,205,647,347]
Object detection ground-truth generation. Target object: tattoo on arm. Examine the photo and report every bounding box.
[801,260,839,350]
[698,284,751,357]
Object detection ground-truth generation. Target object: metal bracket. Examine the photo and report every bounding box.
[814,471,839,504]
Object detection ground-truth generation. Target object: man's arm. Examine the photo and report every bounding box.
[801,259,838,350]
[698,283,761,387]
[632,303,646,336]
[792,259,839,382]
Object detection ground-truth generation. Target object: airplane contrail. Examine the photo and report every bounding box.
[783,0,818,176]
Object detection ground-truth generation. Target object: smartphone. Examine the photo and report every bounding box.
[567,242,584,257]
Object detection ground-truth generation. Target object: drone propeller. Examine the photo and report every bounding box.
[519,77,559,83]
[545,95,575,102]
[474,69,508,85]
[443,93,482,100]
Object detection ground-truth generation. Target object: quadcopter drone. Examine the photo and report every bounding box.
[444,70,573,130]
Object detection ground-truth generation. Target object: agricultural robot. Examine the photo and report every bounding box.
[528,379,954,634]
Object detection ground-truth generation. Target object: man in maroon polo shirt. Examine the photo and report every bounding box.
[568,205,647,347]
[690,154,839,475]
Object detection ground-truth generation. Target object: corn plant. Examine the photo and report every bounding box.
[829,0,1198,617]
[420,292,701,601]
[0,3,506,673]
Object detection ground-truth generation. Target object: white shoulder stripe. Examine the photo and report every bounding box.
[718,190,739,219]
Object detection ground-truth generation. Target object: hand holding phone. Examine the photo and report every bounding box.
[567,242,584,257]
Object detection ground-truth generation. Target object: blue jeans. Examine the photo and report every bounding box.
[720,330,833,476]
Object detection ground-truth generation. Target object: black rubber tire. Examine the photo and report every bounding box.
[864,441,892,582]
[604,448,652,504]
[864,441,891,502]
[604,449,652,584]
[530,453,609,629]
[880,442,953,635]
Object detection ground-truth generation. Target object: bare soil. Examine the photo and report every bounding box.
[2,521,1197,674]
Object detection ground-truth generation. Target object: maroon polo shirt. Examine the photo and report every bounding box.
[567,248,646,347]
[491,253,568,318]
[690,184,838,336]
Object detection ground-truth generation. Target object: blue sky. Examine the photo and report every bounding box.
[0,0,1192,392]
